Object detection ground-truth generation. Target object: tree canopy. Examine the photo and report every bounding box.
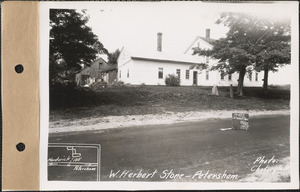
[50,9,108,83]
[253,18,291,92]
[108,49,121,65]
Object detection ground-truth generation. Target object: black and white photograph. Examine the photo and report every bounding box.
[39,1,299,190]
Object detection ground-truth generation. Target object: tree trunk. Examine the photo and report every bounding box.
[263,68,269,94]
[230,84,234,99]
[236,66,246,96]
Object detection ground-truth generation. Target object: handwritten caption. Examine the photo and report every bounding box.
[251,155,286,172]
[109,169,238,180]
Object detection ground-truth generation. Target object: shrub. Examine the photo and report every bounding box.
[165,74,180,86]
[111,80,125,87]
[90,81,108,90]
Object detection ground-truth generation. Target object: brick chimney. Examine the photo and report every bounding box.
[157,32,162,52]
[206,29,210,38]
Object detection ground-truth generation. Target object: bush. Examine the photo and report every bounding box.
[90,81,108,90]
[111,81,125,87]
[165,74,180,86]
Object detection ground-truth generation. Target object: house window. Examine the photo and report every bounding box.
[176,69,181,78]
[255,72,258,81]
[197,42,200,48]
[119,70,121,78]
[127,69,129,78]
[249,72,252,81]
[220,71,225,80]
[228,74,232,81]
[186,70,190,79]
[158,68,163,79]
[206,70,209,80]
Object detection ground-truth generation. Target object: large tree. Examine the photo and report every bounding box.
[253,19,291,93]
[50,9,108,83]
[194,13,290,96]
[194,13,257,96]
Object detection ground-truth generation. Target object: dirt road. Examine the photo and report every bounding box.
[48,114,290,182]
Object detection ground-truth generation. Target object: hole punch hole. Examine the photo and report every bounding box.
[16,142,25,152]
[15,64,24,73]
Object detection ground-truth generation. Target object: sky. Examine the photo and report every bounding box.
[68,2,292,55]
[85,2,229,54]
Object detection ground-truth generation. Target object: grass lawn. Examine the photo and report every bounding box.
[50,85,290,122]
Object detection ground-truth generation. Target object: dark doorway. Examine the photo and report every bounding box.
[193,71,197,85]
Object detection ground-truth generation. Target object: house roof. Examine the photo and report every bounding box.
[184,36,215,54]
[118,35,216,65]
[130,50,202,65]
[199,36,215,44]
[76,57,107,74]
[90,57,108,67]
[102,64,117,72]
[94,57,107,64]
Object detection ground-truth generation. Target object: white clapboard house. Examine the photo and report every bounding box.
[117,29,290,86]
